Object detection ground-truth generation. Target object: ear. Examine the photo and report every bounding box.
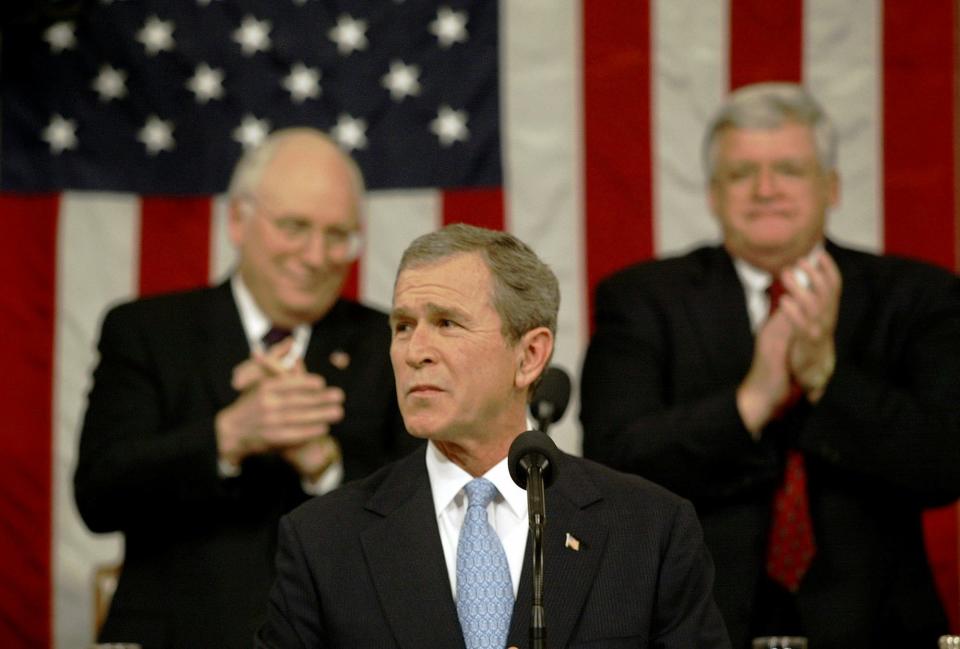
[227,199,248,248]
[825,169,840,208]
[514,326,553,392]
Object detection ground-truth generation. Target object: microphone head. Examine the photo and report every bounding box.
[530,366,572,430]
[508,429,561,490]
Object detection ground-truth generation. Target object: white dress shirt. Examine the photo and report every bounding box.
[425,440,530,599]
[732,243,824,332]
[232,274,311,362]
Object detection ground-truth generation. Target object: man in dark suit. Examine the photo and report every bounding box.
[256,223,731,648]
[580,82,960,648]
[73,128,415,649]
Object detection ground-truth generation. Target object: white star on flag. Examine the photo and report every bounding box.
[185,63,225,104]
[232,115,271,150]
[136,15,175,56]
[381,60,421,102]
[44,22,77,53]
[92,65,128,102]
[429,7,468,49]
[329,14,368,56]
[282,63,321,103]
[430,104,469,146]
[41,115,79,154]
[138,115,175,155]
[233,16,272,57]
[331,114,368,151]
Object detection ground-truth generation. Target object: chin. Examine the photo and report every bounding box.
[280,295,337,322]
[401,414,450,441]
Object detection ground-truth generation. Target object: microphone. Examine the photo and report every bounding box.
[508,429,561,490]
[529,366,571,434]
[508,430,561,649]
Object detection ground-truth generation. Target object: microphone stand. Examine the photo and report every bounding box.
[526,459,547,649]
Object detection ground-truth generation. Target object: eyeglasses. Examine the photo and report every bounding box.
[242,197,363,262]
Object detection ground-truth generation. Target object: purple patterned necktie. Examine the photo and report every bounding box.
[261,326,292,348]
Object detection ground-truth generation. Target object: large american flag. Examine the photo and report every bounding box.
[2,1,957,646]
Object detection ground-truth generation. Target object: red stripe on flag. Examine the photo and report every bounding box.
[341,263,359,302]
[0,194,58,648]
[139,197,213,297]
[442,187,505,231]
[583,0,653,327]
[729,0,803,88]
[884,4,960,631]
[882,2,957,271]
[883,4,959,629]
[927,504,960,632]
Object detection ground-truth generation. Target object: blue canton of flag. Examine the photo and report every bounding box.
[0,0,500,194]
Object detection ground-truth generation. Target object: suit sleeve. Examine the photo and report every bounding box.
[797,266,960,504]
[73,303,303,533]
[255,515,325,648]
[581,276,771,504]
[652,499,731,649]
[73,305,223,531]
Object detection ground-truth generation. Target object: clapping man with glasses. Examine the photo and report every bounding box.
[74,128,415,649]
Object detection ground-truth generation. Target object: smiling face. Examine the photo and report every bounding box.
[389,252,531,454]
[709,121,838,273]
[228,134,360,327]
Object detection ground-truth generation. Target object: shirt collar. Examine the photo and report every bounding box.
[230,274,311,353]
[732,242,825,291]
[425,440,528,520]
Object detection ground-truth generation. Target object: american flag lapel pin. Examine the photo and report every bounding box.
[564,532,581,551]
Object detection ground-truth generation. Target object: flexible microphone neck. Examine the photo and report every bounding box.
[509,430,560,649]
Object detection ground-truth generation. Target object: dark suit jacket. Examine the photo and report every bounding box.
[255,447,731,648]
[73,282,417,649]
[580,242,960,649]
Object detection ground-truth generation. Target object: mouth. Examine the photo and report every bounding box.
[747,208,792,220]
[408,384,443,396]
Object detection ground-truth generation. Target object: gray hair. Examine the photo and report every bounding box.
[397,223,560,345]
[226,127,366,206]
[703,82,837,179]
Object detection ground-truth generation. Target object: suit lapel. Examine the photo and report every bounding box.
[303,299,357,379]
[686,248,754,384]
[361,451,465,649]
[508,456,608,649]
[826,242,869,357]
[200,282,250,407]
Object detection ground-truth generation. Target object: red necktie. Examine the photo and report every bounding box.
[764,278,816,592]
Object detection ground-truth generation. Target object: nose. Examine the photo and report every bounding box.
[404,323,436,368]
[753,166,779,198]
[299,229,328,268]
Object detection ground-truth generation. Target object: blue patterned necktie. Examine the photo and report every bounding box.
[456,478,514,649]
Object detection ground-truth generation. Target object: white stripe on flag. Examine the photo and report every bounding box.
[360,189,441,313]
[54,193,135,647]
[502,0,585,455]
[805,0,883,253]
[653,0,728,257]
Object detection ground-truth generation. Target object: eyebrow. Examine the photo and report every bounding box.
[390,302,469,325]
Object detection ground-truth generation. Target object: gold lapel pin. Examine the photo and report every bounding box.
[564,532,581,551]
[329,350,351,370]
